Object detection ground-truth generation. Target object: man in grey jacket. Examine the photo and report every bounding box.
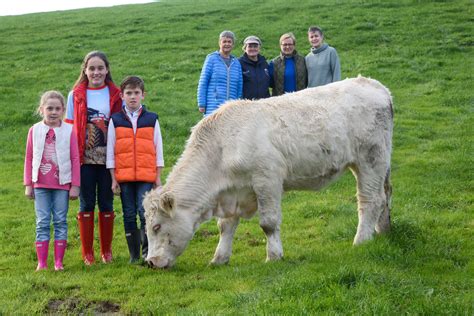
[305,26,341,88]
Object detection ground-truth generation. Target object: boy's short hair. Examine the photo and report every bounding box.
[120,75,145,92]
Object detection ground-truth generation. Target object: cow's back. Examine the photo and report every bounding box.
[201,76,392,190]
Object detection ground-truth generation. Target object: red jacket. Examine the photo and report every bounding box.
[65,81,122,164]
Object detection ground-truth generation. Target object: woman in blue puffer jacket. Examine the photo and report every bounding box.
[197,30,243,117]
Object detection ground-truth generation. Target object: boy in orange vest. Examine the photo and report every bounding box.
[106,76,164,263]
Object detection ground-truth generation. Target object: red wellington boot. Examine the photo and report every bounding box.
[77,212,95,265]
[98,211,115,263]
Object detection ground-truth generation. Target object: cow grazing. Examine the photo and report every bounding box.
[144,76,393,269]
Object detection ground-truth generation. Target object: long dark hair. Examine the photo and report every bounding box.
[73,51,114,87]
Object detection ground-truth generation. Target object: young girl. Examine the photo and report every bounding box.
[65,51,122,265]
[24,91,80,271]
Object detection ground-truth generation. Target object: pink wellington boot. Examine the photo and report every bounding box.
[35,241,49,271]
[54,240,67,271]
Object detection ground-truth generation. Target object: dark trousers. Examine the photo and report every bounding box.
[79,164,114,212]
[119,182,153,232]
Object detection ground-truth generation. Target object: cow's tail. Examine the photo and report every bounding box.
[384,168,392,215]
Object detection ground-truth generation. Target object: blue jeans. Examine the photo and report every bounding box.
[79,164,114,212]
[34,188,69,241]
[119,182,153,232]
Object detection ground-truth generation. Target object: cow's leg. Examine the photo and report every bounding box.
[375,168,392,234]
[352,165,387,245]
[210,216,240,265]
[255,186,283,261]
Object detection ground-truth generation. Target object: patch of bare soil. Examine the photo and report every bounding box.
[46,297,120,314]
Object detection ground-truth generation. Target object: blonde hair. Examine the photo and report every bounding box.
[279,32,296,45]
[37,90,66,118]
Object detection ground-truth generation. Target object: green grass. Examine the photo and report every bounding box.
[0,0,472,314]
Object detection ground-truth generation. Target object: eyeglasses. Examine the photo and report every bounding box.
[281,43,294,47]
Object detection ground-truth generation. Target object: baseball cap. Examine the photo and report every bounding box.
[243,35,261,46]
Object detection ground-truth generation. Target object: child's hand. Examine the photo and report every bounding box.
[153,179,162,189]
[25,186,34,199]
[69,186,80,200]
[111,180,121,196]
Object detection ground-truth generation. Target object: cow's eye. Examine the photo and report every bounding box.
[153,224,161,232]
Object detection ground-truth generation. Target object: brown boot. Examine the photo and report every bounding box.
[98,211,115,263]
[77,212,95,265]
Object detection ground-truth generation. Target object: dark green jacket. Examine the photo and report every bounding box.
[271,51,307,96]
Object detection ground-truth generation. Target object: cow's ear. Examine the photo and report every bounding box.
[143,188,161,216]
[159,191,175,216]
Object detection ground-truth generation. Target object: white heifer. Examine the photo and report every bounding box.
[144,76,393,268]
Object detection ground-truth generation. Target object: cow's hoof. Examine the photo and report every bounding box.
[353,233,374,245]
[209,256,229,266]
[375,220,391,234]
[265,253,283,262]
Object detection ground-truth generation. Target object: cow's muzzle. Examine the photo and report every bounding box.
[146,256,171,269]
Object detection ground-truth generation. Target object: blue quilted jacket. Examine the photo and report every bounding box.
[197,51,243,116]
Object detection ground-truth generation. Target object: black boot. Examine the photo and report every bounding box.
[125,230,141,264]
[140,227,148,260]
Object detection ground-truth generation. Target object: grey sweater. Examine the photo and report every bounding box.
[305,44,341,88]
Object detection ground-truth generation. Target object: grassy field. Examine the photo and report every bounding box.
[0,0,472,314]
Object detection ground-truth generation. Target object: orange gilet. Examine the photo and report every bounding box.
[110,108,158,183]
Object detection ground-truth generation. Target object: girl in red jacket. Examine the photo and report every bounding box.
[65,51,122,265]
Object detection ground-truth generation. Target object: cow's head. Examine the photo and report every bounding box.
[143,187,202,269]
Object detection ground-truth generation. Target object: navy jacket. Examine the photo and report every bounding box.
[239,53,270,100]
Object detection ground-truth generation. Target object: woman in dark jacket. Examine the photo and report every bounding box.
[238,35,270,100]
[268,32,307,96]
